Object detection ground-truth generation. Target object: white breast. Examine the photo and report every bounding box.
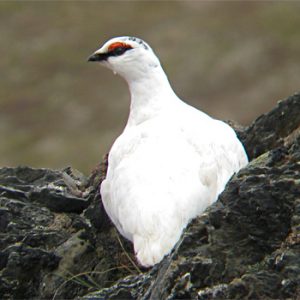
[100,100,248,267]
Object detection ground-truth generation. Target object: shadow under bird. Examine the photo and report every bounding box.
[88,36,248,267]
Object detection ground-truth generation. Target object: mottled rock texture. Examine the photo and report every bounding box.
[0,163,137,299]
[1,93,300,299]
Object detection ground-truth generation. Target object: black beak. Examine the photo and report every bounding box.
[87,52,108,62]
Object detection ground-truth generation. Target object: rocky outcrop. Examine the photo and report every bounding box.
[0,164,137,299]
[0,93,300,299]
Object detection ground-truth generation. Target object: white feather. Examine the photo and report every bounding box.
[92,37,248,267]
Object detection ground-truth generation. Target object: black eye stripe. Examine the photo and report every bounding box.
[110,46,132,57]
[88,45,133,62]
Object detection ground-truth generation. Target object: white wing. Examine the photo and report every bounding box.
[177,102,248,196]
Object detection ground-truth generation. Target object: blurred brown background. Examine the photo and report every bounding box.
[1,1,300,174]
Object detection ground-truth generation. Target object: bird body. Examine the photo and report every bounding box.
[88,37,248,267]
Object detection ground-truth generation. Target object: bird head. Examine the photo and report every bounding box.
[88,36,161,81]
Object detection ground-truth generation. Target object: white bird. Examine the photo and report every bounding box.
[88,36,248,267]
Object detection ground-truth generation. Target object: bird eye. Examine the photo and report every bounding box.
[107,42,133,58]
[113,47,126,56]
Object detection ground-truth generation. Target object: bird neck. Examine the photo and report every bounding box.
[126,66,178,127]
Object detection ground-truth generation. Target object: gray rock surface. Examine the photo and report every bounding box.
[0,93,300,299]
[0,165,136,299]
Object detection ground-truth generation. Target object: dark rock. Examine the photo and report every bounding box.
[238,92,300,160]
[0,166,92,213]
[83,154,112,231]
[0,166,138,299]
[1,93,300,299]
[1,244,60,299]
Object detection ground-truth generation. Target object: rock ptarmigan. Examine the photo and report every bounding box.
[88,36,248,267]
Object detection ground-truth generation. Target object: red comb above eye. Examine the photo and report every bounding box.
[108,42,132,52]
